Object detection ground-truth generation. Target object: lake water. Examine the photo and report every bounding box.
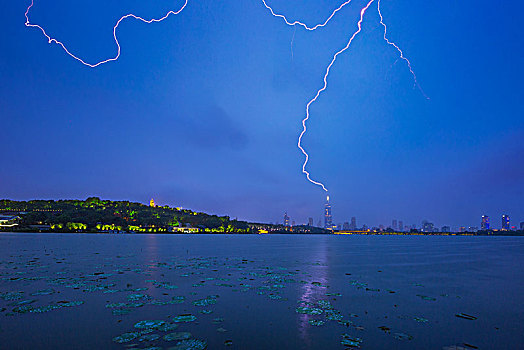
[0,233,523,349]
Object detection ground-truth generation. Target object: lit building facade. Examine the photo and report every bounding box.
[481,215,490,230]
[324,196,332,229]
[283,212,290,227]
[502,215,510,230]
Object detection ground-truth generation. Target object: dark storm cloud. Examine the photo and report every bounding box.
[178,105,248,151]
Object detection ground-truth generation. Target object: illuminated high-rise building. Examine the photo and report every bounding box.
[392,219,398,231]
[308,217,314,226]
[502,215,510,230]
[350,217,356,230]
[399,221,404,232]
[481,215,490,230]
[324,196,332,229]
[283,212,290,227]
[150,199,155,207]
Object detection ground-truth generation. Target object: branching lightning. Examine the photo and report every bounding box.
[264,0,427,191]
[24,0,188,68]
[24,0,426,193]
[260,0,355,31]
[377,0,429,99]
[296,0,375,192]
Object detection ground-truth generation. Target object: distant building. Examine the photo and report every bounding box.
[468,226,478,232]
[350,217,356,230]
[399,221,404,232]
[150,199,155,207]
[521,222,524,230]
[168,226,199,233]
[502,215,510,230]
[459,226,466,233]
[308,217,314,226]
[283,212,290,227]
[392,219,398,231]
[0,215,21,228]
[324,196,332,229]
[343,222,350,230]
[441,226,450,233]
[481,215,490,230]
[422,220,434,233]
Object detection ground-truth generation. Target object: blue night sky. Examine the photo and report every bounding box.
[1,0,522,230]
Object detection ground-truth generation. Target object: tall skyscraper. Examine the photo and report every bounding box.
[399,221,404,232]
[283,212,290,227]
[502,215,510,230]
[324,196,332,229]
[392,219,398,231]
[350,217,356,230]
[308,217,314,227]
[481,215,490,230]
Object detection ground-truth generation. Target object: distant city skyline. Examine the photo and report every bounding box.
[277,206,520,232]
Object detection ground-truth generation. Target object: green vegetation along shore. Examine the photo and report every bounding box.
[0,198,251,233]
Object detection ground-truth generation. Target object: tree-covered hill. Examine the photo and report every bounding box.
[0,197,250,233]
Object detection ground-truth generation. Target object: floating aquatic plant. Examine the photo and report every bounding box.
[172,314,197,323]
[296,307,323,315]
[112,332,139,343]
[341,334,362,348]
[134,320,166,329]
[163,332,192,341]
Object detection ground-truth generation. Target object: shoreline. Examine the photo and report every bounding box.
[1,230,523,236]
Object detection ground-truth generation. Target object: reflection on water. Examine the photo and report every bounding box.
[0,233,522,350]
[298,236,329,344]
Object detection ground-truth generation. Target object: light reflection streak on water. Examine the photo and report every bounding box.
[143,234,163,296]
[297,237,329,343]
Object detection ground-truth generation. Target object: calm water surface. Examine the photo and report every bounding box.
[0,233,523,349]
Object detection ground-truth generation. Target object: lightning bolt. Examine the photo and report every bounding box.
[296,0,375,192]
[377,0,429,99]
[263,0,426,191]
[24,0,188,68]
[25,0,427,193]
[260,0,355,31]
